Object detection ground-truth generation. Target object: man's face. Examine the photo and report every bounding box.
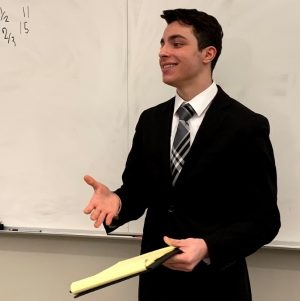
[159,21,204,89]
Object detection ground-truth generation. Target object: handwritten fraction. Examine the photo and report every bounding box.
[0,5,30,47]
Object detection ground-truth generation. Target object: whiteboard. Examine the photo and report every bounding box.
[0,0,131,234]
[1,0,300,243]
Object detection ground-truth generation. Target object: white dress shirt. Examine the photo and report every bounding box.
[171,82,218,150]
[170,82,218,265]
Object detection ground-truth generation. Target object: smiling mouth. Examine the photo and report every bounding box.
[162,63,177,70]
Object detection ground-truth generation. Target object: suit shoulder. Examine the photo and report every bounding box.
[142,97,174,114]
[215,86,270,134]
[133,97,174,131]
[220,89,269,125]
[233,100,269,129]
[138,97,174,121]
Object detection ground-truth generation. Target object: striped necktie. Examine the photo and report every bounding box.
[170,103,196,186]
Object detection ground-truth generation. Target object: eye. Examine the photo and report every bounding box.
[172,39,184,48]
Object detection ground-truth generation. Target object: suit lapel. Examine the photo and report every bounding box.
[151,87,232,186]
[177,86,231,182]
[155,98,175,183]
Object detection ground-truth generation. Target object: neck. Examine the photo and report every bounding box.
[176,78,213,101]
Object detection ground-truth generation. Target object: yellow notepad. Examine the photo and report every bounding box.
[70,245,180,298]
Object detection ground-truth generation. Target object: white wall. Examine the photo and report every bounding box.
[0,233,300,301]
[248,248,300,301]
[0,233,140,301]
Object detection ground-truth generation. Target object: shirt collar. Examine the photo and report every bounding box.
[174,82,218,117]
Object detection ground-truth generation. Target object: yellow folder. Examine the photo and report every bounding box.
[70,245,180,298]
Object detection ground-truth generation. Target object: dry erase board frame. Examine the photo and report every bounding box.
[1,0,300,245]
[0,226,143,240]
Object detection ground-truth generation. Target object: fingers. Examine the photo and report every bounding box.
[90,206,101,221]
[91,210,115,228]
[83,201,94,214]
[93,211,107,228]
[83,175,118,228]
[87,207,106,228]
[83,175,102,214]
[104,212,114,226]
[84,199,116,227]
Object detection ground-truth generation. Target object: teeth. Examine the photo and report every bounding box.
[163,64,175,70]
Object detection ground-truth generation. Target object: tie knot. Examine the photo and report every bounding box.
[176,103,195,122]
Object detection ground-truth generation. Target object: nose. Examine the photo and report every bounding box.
[159,44,169,58]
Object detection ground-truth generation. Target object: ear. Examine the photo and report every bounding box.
[201,46,217,64]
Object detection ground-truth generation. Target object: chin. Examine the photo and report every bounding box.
[162,77,177,87]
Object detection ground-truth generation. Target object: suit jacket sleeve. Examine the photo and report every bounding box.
[107,110,152,230]
[202,113,280,268]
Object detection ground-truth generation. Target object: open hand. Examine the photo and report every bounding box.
[83,175,121,228]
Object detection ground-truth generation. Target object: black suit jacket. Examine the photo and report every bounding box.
[109,86,281,301]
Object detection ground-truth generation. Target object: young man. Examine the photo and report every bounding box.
[84,9,280,300]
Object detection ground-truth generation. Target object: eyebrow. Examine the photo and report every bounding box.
[160,34,187,45]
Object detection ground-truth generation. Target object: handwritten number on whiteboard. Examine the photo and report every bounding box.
[20,21,29,34]
[2,27,16,46]
[0,5,30,46]
[0,8,9,23]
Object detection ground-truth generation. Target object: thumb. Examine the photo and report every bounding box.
[164,236,184,248]
[84,175,98,190]
[164,236,176,246]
